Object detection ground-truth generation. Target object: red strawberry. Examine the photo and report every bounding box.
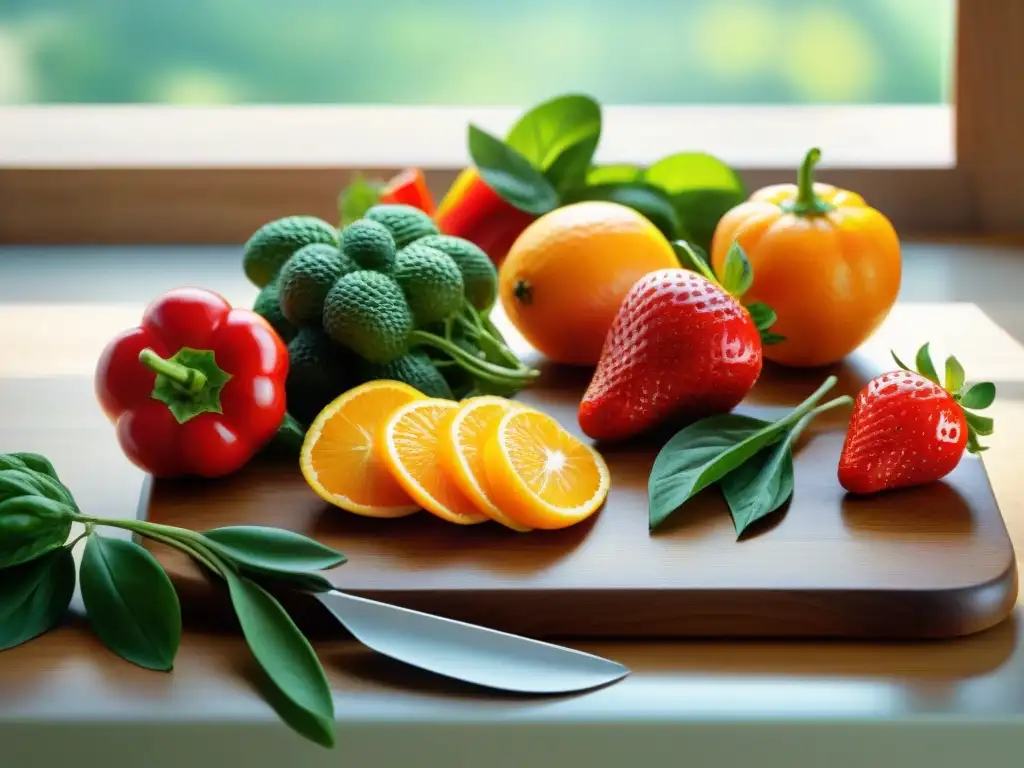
[578,242,779,442]
[838,343,996,494]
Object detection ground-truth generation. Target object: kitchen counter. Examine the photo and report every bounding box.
[1,242,1024,767]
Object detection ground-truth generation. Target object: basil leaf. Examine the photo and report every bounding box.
[720,242,753,298]
[467,125,559,215]
[720,420,804,537]
[915,343,940,384]
[0,494,74,569]
[504,93,601,170]
[643,153,747,253]
[202,526,347,573]
[224,570,335,748]
[0,455,77,509]
[338,174,382,226]
[565,182,682,241]
[944,355,966,394]
[8,453,61,484]
[80,535,182,672]
[747,302,777,332]
[649,414,781,530]
[587,164,643,185]
[544,133,600,196]
[964,410,994,437]
[961,382,996,410]
[0,546,75,651]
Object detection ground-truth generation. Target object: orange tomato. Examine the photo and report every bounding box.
[710,148,901,368]
[499,201,679,366]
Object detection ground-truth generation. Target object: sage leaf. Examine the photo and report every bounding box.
[565,182,681,240]
[720,416,809,537]
[0,493,74,569]
[467,125,559,215]
[944,355,966,394]
[80,535,182,672]
[649,414,777,530]
[720,242,753,298]
[961,382,996,410]
[0,546,75,651]
[504,93,601,170]
[224,570,335,748]
[202,526,347,574]
[915,343,940,384]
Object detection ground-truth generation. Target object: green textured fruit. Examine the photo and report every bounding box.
[277,243,354,328]
[242,216,339,288]
[416,234,498,310]
[365,204,439,249]
[285,328,358,426]
[341,219,397,273]
[322,271,413,364]
[252,281,297,344]
[360,351,453,400]
[394,244,464,326]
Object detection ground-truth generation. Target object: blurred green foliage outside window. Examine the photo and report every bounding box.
[0,0,953,105]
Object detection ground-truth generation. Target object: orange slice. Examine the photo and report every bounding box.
[440,396,532,532]
[382,399,490,525]
[483,409,610,530]
[300,380,425,517]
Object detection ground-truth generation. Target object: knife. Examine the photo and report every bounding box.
[314,590,630,694]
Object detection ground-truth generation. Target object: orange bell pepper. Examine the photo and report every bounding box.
[710,148,901,368]
[435,167,537,265]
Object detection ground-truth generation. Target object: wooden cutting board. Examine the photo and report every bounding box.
[140,325,1018,640]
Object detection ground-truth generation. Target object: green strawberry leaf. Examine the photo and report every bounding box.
[760,331,786,346]
[467,124,560,215]
[671,240,718,283]
[915,343,940,384]
[944,355,966,395]
[960,382,996,410]
[891,350,913,372]
[747,303,777,332]
[719,242,753,298]
[964,410,994,437]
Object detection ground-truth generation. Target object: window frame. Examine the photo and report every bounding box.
[0,0,1018,244]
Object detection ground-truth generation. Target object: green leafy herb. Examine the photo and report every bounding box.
[643,152,747,253]
[586,164,643,185]
[467,124,559,215]
[720,396,850,537]
[504,93,601,171]
[564,181,681,240]
[223,569,336,749]
[0,451,346,748]
[338,173,383,226]
[0,546,75,651]
[80,534,182,672]
[202,526,347,573]
[891,344,997,453]
[544,133,600,196]
[650,376,847,531]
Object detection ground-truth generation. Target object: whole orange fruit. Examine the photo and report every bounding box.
[498,201,678,366]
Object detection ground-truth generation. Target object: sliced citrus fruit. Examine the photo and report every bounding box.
[440,396,532,532]
[382,399,490,525]
[483,409,610,530]
[300,380,425,517]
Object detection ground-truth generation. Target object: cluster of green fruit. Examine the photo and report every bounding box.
[245,204,538,427]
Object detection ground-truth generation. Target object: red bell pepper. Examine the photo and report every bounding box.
[378,168,436,216]
[95,287,289,479]
[435,167,537,266]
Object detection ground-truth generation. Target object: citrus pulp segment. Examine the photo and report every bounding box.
[299,380,424,517]
[441,396,532,532]
[483,409,610,530]
[383,399,491,525]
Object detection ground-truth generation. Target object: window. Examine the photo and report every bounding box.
[0,0,1019,243]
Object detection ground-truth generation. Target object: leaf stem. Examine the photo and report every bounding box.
[780,375,838,429]
[409,330,539,387]
[73,514,224,576]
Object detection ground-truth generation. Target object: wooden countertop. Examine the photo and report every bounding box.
[2,244,1024,765]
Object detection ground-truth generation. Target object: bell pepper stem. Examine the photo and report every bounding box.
[139,348,207,393]
[785,147,836,217]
